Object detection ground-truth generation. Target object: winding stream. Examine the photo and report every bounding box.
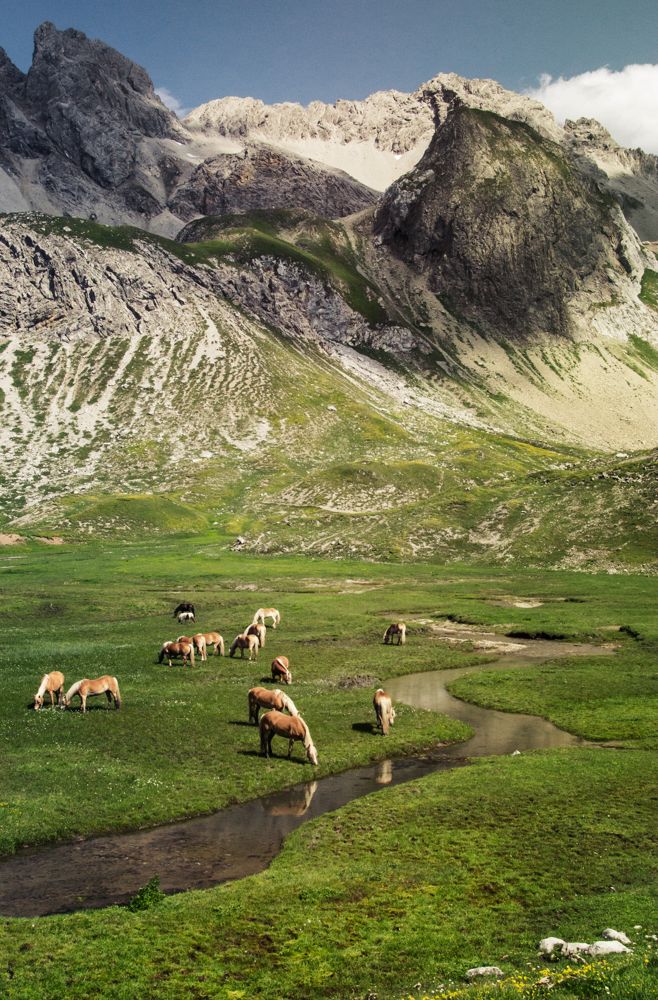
[0,629,611,917]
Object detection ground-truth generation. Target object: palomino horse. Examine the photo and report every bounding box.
[177,610,196,625]
[383,622,406,645]
[248,686,299,725]
[33,671,65,710]
[229,633,259,660]
[173,602,195,619]
[271,656,292,684]
[64,676,121,713]
[253,608,281,629]
[199,631,225,657]
[159,641,195,667]
[259,710,318,765]
[244,622,266,647]
[177,634,208,661]
[373,688,396,735]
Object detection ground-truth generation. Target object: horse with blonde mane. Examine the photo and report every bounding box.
[33,671,65,710]
[259,710,318,765]
[383,622,406,645]
[244,622,267,647]
[159,640,195,667]
[253,608,281,629]
[199,631,225,657]
[229,633,259,660]
[271,655,292,684]
[64,676,121,713]
[177,634,208,661]
[248,686,299,725]
[373,688,396,735]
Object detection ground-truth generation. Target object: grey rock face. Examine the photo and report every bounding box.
[170,144,376,220]
[375,102,639,339]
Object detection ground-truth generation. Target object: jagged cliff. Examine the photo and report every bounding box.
[373,102,648,340]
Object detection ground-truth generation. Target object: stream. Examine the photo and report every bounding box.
[0,628,611,917]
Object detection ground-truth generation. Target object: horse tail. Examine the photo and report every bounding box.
[399,625,406,645]
[189,646,195,667]
[158,646,166,663]
[113,678,121,709]
[217,636,225,656]
[383,626,390,643]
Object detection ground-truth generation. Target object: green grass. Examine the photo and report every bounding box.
[0,543,657,998]
[639,269,658,311]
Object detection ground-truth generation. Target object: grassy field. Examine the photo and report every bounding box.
[1,540,657,998]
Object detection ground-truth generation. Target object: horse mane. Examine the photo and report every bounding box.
[36,674,49,697]
[65,679,84,700]
[298,716,313,751]
[280,692,298,716]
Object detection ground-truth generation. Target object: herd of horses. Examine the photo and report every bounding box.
[32,604,406,764]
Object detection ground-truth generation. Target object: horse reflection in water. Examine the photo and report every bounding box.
[264,781,318,816]
[375,760,393,785]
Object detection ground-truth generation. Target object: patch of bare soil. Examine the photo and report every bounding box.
[337,674,380,689]
[489,597,544,608]
[0,533,25,545]
[35,536,64,545]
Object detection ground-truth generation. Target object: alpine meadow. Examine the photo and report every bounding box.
[0,19,657,1000]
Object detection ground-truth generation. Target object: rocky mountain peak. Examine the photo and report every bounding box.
[374,100,644,340]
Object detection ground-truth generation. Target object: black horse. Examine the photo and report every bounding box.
[173,602,195,619]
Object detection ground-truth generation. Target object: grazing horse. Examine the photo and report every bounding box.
[159,641,195,667]
[229,633,259,660]
[259,710,318,765]
[173,602,195,619]
[64,676,121,713]
[199,631,225,657]
[271,655,292,685]
[245,622,267,647]
[33,671,65,710]
[253,608,281,629]
[383,622,406,645]
[178,634,208,661]
[248,686,299,725]
[373,688,396,735]
[177,610,196,625]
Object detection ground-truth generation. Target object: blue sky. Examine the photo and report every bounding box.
[2,0,658,109]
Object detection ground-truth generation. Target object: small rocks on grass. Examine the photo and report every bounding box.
[589,940,632,956]
[561,942,591,959]
[602,928,631,945]
[465,966,504,980]
[538,936,565,957]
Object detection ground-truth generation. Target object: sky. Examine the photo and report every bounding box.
[2,0,658,150]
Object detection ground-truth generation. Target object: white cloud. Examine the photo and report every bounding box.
[155,86,190,119]
[527,64,658,154]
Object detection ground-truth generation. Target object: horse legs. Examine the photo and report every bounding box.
[288,738,294,759]
[106,691,113,707]
[80,694,87,713]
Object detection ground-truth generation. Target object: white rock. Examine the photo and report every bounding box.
[327,404,337,412]
[560,942,591,957]
[465,967,504,980]
[602,928,632,945]
[589,941,631,956]
[538,937,565,956]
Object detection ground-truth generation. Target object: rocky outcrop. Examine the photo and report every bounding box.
[374,102,647,340]
[170,144,376,220]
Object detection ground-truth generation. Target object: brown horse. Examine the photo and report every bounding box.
[244,622,267,647]
[64,676,121,713]
[383,622,406,645]
[253,607,281,629]
[373,688,396,735]
[178,634,208,661]
[229,633,259,660]
[271,655,292,684]
[199,631,225,657]
[33,671,65,710]
[159,641,195,667]
[248,686,299,725]
[266,781,318,815]
[259,710,318,765]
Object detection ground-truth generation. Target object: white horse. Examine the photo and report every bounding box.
[177,610,195,625]
[253,608,281,629]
